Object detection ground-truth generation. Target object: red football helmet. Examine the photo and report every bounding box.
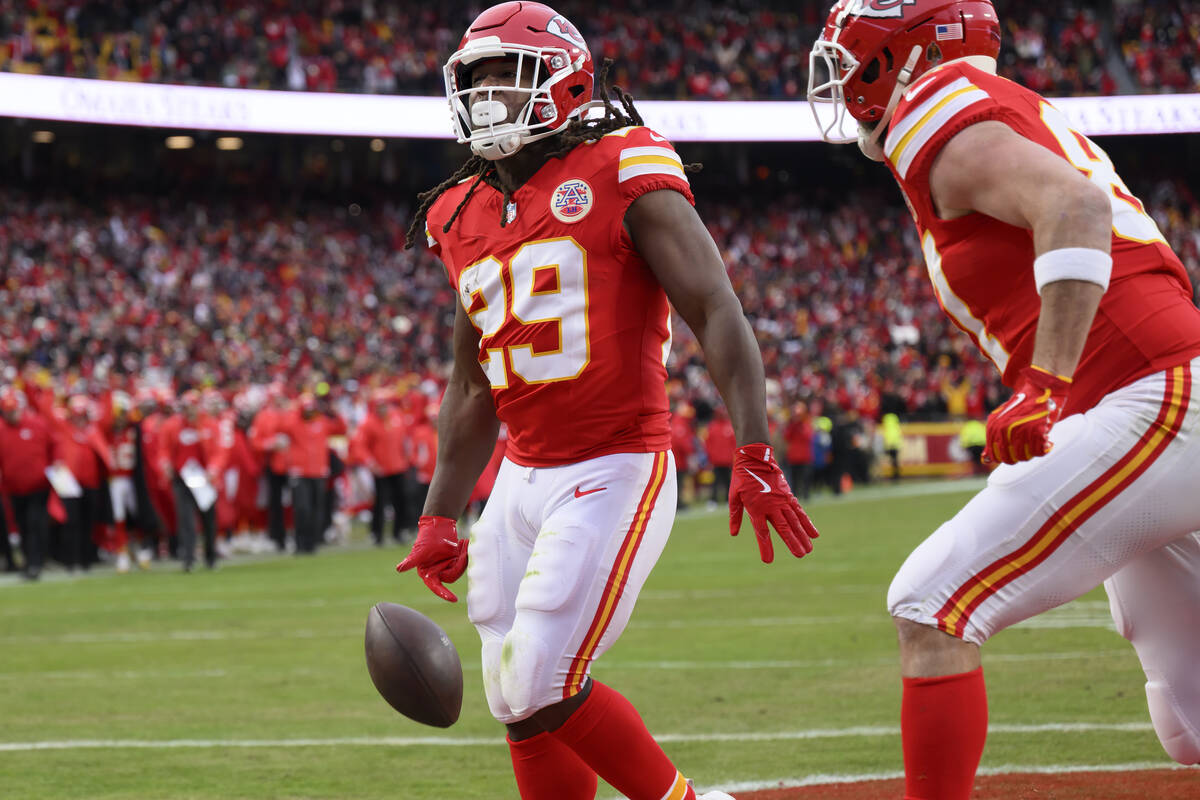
[444,2,594,160]
[808,0,1001,144]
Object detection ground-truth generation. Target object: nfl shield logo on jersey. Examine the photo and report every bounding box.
[550,179,593,223]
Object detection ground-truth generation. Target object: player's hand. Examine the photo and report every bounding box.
[396,515,469,603]
[984,365,1072,465]
[728,444,819,563]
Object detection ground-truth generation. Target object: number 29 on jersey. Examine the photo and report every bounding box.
[458,237,591,388]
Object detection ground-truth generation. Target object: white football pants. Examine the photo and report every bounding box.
[889,358,1200,764]
[466,450,676,724]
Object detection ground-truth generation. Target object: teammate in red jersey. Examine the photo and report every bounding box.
[104,391,142,572]
[810,1,1200,797]
[398,4,818,799]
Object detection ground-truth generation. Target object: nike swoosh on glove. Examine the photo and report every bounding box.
[729,443,819,563]
[396,515,469,602]
[984,365,1072,465]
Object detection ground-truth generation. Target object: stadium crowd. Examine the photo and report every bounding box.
[2,173,1197,579]
[0,0,1169,98]
[996,1,1114,96]
[1117,0,1200,93]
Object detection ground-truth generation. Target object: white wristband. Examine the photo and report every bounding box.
[1033,247,1112,295]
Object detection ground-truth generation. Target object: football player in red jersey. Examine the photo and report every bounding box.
[398,4,819,799]
[810,1,1200,796]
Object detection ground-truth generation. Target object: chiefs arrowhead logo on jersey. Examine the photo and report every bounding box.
[850,0,916,18]
[550,179,593,223]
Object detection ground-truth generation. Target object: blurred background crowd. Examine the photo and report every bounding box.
[1,0,1195,98]
[1,0,1198,579]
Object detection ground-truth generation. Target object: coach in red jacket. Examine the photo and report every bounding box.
[249,385,293,552]
[281,392,346,554]
[0,388,55,579]
[55,395,111,572]
[158,390,223,571]
[356,390,411,545]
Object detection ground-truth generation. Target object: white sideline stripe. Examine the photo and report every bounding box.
[0,722,1155,752]
[691,761,1189,796]
[0,649,1134,681]
[668,761,1190,798]
[0,613,1122,642]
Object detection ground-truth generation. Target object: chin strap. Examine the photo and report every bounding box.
[861,45,924,160]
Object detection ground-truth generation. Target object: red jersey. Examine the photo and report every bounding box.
[158,414,217,474]
[410,421,438,485]
[139,413,167,488]
[249,406,292,474]
[107,425,138,478]
[355,408,411,475]
[784,417,814,466]
[883,63,1200,415]
[424,125,693,467]
[703,417,736,469]
[0,412,55,495]
[281,411,347,478]
[56,423,108,490]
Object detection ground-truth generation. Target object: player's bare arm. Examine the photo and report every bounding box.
[929,120,1110,377]
[397,303,497,602]
[625,188,769,445]
[930,119,1113,463]
[423,302,501,519]
[626,187,818,560]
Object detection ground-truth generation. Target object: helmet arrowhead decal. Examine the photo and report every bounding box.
[852,0,917,18]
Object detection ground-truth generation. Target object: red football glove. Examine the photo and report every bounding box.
[396,515,469,603]
[729,443,819,563]
[984,365,1072,465]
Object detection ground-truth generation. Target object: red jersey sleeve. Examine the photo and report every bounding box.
[608,126,695,212]
[883,64,1016,191]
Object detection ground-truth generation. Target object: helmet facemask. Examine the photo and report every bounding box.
[810,24,924,161]
[808,31,862,146]
[445,42,586,161]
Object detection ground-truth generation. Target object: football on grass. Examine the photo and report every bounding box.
[364,602,463,728]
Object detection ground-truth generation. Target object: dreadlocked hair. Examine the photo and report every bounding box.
[404,59,702,249]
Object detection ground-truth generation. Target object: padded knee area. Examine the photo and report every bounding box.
[499,627,553,720]
[1146,678,1200,765]
[480,639,516,724]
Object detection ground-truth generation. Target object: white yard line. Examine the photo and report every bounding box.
[0,721,1155,752]
[677,761,1189,797]
[0,648,1135,681]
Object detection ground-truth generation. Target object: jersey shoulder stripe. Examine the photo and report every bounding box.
[885,75,990,180]
[617,144,686,184]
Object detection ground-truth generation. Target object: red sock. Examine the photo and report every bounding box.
[550,681,695,800]
[508,730,597,800]
[112,521,128,551]
[902,667,988,800]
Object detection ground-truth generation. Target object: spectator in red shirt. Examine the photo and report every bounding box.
[703,407,737,508]
[281,392,347,554]
[784,402,815,501]
[158,390,222,571]
[0,387,56,579]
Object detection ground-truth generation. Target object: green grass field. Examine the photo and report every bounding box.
[0,479,1170,799]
